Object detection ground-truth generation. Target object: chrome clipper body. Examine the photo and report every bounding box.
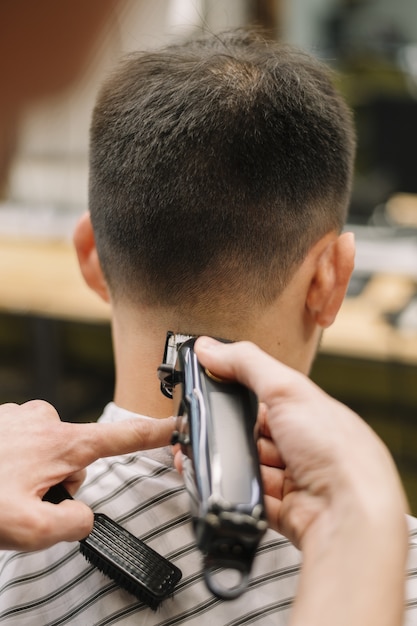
[158,332,267,600]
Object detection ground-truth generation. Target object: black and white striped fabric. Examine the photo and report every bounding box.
[0,402,417,625]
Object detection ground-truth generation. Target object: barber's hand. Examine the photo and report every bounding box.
[193,337,408,626]
[194,337,407,546]
[0,401,174,551]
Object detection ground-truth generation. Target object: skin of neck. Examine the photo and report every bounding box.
[110,258,322,418]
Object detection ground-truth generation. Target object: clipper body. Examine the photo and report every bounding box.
[159,335,267,599]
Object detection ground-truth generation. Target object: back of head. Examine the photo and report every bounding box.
[89,29,355,322]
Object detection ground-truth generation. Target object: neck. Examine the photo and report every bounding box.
[111,308,250,417]
[111,309,177,418]
[110,282,320,418]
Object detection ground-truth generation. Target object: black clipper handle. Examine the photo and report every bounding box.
[171,338,267,600]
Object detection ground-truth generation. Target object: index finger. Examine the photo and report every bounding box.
[65,416,176,469]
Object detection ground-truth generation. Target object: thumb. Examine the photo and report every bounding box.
[10,500,95,552]
[38,500,95,548]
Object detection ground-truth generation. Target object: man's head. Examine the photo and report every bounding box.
[86,29,355,323]
[75,28,355,390]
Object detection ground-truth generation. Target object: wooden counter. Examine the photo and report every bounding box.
[0,237,110,322]
[322,273,417,365]
[1,236,417,363]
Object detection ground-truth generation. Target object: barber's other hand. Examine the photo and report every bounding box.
[194,337,407,547]
[0,401,174,551]
[194,337,408,626]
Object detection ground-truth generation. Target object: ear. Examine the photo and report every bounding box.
[73,212,110,303]
[305,231,355,328]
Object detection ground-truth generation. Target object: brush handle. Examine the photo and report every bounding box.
[43,483,74,504]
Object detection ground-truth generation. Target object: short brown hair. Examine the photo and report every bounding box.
[89,29,355,316]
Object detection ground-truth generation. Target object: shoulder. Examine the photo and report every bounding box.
[406,515,417,619]
[407,514,417,567]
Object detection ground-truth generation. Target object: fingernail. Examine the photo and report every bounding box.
[196,336,219,351]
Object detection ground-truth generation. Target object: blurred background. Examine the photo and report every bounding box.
[1,0,417,511]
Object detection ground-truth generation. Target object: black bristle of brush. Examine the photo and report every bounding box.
[44,484,182,610]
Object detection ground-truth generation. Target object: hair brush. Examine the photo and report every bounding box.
[44,483,182,611]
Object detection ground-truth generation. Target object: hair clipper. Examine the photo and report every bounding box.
[158,332,267,600]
